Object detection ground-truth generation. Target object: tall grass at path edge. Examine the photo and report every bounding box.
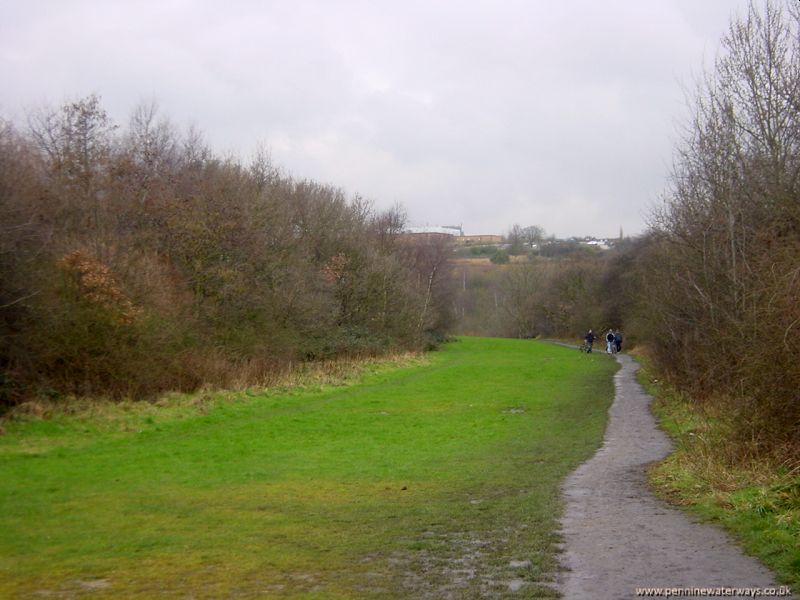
[637,352,800,592]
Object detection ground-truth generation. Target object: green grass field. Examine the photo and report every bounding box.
[0,337,617,598]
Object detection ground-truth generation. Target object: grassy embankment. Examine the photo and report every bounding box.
[0,337,617,598]
[637,356,800,590]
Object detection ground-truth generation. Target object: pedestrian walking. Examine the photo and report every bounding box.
[605,329,615,354]
[614,329,623,353]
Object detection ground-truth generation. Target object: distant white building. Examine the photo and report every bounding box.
[583,240,610,249]
[405,224,464,237]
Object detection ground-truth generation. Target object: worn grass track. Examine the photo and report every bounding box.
[0,337,617,598]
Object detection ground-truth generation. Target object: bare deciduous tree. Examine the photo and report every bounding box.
[646,0,800,454]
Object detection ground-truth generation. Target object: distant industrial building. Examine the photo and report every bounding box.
[404,225,464,236]
[403,225,503,245]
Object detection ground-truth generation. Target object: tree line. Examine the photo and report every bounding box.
[452,239,638,342]
[641,1,800,456]
[0,98,453,407]
[3,0,796,458]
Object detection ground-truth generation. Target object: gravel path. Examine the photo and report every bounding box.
[558,353,780,599]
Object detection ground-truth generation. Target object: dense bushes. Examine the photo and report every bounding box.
[452,246,634,340]
[640,2,800,456]
[0,99,453,407]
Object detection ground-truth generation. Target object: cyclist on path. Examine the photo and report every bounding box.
[584,329,595,353]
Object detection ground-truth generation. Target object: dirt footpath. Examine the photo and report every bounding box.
[558,353,781,599]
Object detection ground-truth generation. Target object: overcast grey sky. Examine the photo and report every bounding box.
[1,0,757,237]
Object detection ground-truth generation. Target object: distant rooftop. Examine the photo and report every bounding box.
[405,225,464,236]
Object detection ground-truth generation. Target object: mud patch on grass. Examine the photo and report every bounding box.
[385,531,557,599]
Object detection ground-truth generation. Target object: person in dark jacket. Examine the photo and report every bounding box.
[584,329,595,353]
[614,329,623,353]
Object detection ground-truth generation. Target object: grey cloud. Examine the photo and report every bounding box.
[0,0,753,237]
